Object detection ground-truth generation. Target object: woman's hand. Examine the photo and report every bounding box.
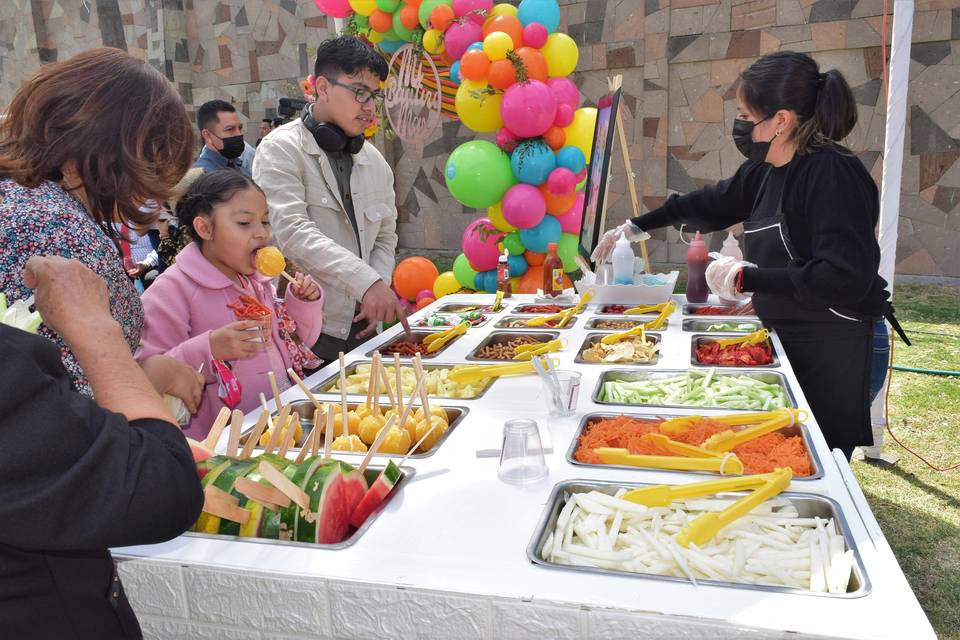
[289,272,321,301]
[210,320,269,360]
[140,355,204,413]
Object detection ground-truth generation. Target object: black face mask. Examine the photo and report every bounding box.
[732,116,773,163]
[213,133,245,160]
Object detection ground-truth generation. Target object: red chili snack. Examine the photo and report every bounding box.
[695,340,773,366]
[601,304,629,314]
[517,304,568,314]
[692,305,743,316]
[227,294,272,320]
[381,339,431,356]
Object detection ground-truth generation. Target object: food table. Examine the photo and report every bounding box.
[114,293,934,639]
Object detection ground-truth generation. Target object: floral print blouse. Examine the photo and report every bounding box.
[0,178,143,395]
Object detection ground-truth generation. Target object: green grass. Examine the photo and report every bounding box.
[852,284,960,638]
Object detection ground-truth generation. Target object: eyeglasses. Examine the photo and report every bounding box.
[326,78,384,107]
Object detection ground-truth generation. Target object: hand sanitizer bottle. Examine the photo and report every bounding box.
[611,235,635,285]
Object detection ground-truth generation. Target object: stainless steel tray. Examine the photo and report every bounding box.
[585,316,666,331]
[365,329,460,360]
[412,312,494,329]
[593,369,797,410]
[310,361,497,400]
[574,333,661,366]
[682,318,762,333]
[527,479,870,597]
[436,302,504,315]
[683,302,758,318]
[466,330,561,361]
[690,334,781,368]
[184,463,414,550]
[565,411,823,481]
[512,303,581,315]
[494,315,579,330]
[596,304,657,315]
[241,402,467,459]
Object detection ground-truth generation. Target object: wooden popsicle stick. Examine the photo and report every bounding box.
[286,367,323,409]
[239,409,269,460]
[227,409,244,457]
[339,352,349,437]
[203,406,232,450]
[394,354,403,415]
[357,414,397,474]
[323,406,335,460]
[264,404,292,454]
[378,358,397,412]
[205,484,239,505]
[258,461,309,510]
[413,354,431,419]
[203,486,249,524]
[279,270,297,285]
[259,393,277,431]
[277,414,299,457]
[234,476,292,509]
[365,354,376,408]
[295,409,321,464]
[371,352,381,415]
[267,370,283,413]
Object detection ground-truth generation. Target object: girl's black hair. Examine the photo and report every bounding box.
[737,51,858,154]
[175,169,263,243]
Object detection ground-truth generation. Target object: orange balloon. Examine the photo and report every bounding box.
[488,59,517,90]
[370,9,393,33]
[539,183,578,215]
[460,49,491,82]
[483,15,523,51]
[518,265,543,293]
[524,250,545,266]
[543,125,566,150]
[399,5,419,29]
[392,257,440,300]
[416,296,436,310]
[430,4,455,31]
[438,50,454,66]
[515,47,547,82]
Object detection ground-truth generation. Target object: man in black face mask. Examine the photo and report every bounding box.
[193,99,256,177]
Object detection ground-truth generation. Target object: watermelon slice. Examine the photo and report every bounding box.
[217,460,259,537]
[349,461,402,529]
[195,454,229,482]
[187,437,212,464]
[339,461,368,521]
[277,456,328,541]
[295,461,345,544]
[194,458,252,533]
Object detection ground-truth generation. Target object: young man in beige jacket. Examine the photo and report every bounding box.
[254,36,406,362]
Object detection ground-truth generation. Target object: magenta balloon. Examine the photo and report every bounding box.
[452,0,493,24]
[547,167,577,195]
[556,191,585,234]
[415,288,436,303]
[522,23,548,48]
[547,77,579,109]
[444,20,484,61]
[496,127,519,153]
[554,103,575,128]
[500,80,557,139]
[501,183,547,229]
[462,218,504,271]
[314,0,352,18]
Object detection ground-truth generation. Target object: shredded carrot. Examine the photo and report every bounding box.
[574,416,813,476]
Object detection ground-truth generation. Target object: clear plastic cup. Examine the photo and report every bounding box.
[541,370,581,416]
[498,419,548,484]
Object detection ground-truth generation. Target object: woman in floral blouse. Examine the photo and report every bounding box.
[0,48,203,408]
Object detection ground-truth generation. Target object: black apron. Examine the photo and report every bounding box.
[742,164,874,449]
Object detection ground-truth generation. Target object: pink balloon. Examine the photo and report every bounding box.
[522,23,548,48]
[496,127,519,153]
[555,191,585,234]
[554,103,575,128]
[575,168,588,182]
[500,80,557,139]
[416,288,435,303]
[453,0,493,24]
[462,218,504,271]
[314,0,352,18]
[548,167,576,195]
[547,77,580,110]
[444,20,483,61]
[502,184,547,229]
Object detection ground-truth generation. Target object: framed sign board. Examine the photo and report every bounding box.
[578,88,621,265]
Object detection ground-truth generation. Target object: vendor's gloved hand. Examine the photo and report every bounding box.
[590,222,650,264]
[705,253,756,301]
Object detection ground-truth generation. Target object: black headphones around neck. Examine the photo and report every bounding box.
[301,104,365,155]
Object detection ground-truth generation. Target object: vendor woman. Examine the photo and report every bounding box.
[593,51,904,459]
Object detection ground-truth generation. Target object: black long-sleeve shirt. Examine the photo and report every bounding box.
[633,147,889,316]
[0,324,203,639]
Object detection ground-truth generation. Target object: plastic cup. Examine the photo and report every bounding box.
[498,419,548,484]
[233,308,272,344]
[541,370,581,416]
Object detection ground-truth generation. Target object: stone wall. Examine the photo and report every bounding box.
[2,0,958,277]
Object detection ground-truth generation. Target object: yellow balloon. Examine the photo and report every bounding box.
[455,79,503,133]
[563,107,597,161]
[423,28,445,55]
[541,32,579,77]
[490,3,518,18]
[433,271,460,298]
[509,275,521,293]
[487,201,516,233]
[482,31,513,61]
[367,29,384,43]
[348,0,377,16]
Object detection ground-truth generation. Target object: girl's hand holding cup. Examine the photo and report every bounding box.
[210,320,269,360]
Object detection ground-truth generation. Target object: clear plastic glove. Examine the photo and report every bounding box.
[590,222,650,264]
[705,253,756,301]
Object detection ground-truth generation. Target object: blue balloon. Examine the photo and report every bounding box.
[450,60,462,85]
[467,41,484,51]
[474,272,484,290]
[511,140,556,185]
[518,0,560,33]
[519,215,562,254]
[379,40,405,54]
[480,269,498,293]
[556,146,586,174]
[507,253,529,277]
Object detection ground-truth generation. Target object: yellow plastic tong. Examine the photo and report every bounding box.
[713,328,770,348]
[640,433,723,459]
[623,302,670,315]
[675,467,793,548]
[658,408,804,436]
[447,357,560,384]
[600,324,646,345]
[644,300,677,330]
[525,310,569,327]
[700,409,808,452]
[593,448,745,475]
[423,321,469,353]
[621,471,778,508]
[513,338,565,360]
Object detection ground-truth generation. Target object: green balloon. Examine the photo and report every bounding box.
[453,253,478,289]
[558,232,580,272]
[382,25,400,42]
[377,0,401,11]
[393,11,415,41]
[503,231,525,256]
[445,140,516,209]
[418,0,449,30]
[576,176,587,191]
[354,14,370,29]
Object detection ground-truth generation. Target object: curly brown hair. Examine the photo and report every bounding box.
[0,47,195,238]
